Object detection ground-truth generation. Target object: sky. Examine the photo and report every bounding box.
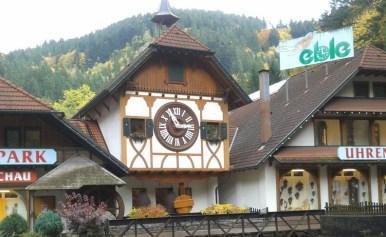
[0,0,331,53]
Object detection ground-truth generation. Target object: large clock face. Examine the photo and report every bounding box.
[154,102,199,151]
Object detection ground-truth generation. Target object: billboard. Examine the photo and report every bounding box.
[279,27,354,70]
[337,146,386,160]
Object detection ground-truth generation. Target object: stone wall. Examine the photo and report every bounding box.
[321,215,386,237]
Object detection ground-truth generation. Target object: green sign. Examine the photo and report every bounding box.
[279,27,354,70]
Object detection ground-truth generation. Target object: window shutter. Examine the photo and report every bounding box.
[123,118,131,137]
[200,122,207,139]
[146,119,153,138]
[220,123,228,140]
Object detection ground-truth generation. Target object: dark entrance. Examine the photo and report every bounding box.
[348,177,359,205]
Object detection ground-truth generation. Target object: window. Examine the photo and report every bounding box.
[155,188,176,213]
[342,120,370,145]
[353,82,369,98]
[316,121,328,146]
[371,122,380,146]
[123,118,153,140]
[168,62,184,83]
[24,128,41,148]
[201,122,227,142]
[132,188,151,208]
[373,83,386,98]
[5,128,21,148]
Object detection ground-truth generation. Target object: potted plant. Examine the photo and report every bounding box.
[174,195,194,214]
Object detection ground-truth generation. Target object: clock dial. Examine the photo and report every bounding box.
[154,102,199,151]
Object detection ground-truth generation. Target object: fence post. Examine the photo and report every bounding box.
[207,217,211,236]
[307,213,311,231]
[241,216,245,237]
[171,219,175,237]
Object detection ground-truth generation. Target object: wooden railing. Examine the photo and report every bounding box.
[325,202,386,215]
[106,209,324,237]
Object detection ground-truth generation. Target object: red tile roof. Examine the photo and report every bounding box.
[152,25,210,52]
[0,76,53,112]
[324,98,386,112]
[274,147,339,163]
[230,45,386,170]
[67,119,108,151]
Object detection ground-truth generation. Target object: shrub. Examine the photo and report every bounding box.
[34,210,63,237]
[201,204,250,215]
[129,205,168,219]
[0,214,28,237]
[21,232,41,237]
[58,192,107,237]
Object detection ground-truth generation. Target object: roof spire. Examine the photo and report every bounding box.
[151,0,179,27]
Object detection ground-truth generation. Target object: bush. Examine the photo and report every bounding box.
[21,232,41,237]
[201,204,250,215]
[129,205,168,219]
[34,210,63,237]
[58,192,107,237]
[0,214,28,237]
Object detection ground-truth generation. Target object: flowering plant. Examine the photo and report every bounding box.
[58,192,107,237]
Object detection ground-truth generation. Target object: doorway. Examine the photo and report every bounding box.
[0,191,27,222]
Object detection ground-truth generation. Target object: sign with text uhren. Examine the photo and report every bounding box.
[278,27,354,70]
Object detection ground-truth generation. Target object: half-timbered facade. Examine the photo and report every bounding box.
[74,5,250,214]
[220,45,386,212]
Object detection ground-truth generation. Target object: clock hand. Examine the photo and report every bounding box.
[176,124,194,129]
[167,109,180,126]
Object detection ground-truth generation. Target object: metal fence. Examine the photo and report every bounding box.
[106,209,324,237]
[325,202,386,215]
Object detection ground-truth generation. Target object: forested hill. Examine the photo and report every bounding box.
[0,0,384,114]
[0,9,314,102]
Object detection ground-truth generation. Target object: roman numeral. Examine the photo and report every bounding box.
[181,110,186,117]
[160,129,169,139]
[188,125,195,131]
[185,130,194,140]
[173,107,181,116]
[166,135,174,145]
[159,123,166,129]
[174,138,181,147]
[185,116,192,123]
[166,109,173,118]
[182,137,187,144]
[161,115,168,121]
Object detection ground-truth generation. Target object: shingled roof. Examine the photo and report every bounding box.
[152,25,211,52]
[67,119,108,151]
[0,76,54,112]
[230,45,386,170]
[74,25,250,118]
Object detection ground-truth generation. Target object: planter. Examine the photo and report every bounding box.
[174,195,194,214]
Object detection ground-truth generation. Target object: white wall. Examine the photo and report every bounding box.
[370,165,379,203]
[287,121,315,146]
[97,99,121,159]
[319,165,329,209]
[218,162,277,211]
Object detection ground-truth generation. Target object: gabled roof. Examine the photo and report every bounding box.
[27,156,125,190]
[0,76,54,112]
[67,119,108,151]
[74,26,250,118]
[152,25,211,52]
[230,45,386,170]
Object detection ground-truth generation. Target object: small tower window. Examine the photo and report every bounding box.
[168,62,184,83]
[317,121,328,146]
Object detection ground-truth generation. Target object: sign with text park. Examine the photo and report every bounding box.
[279,27,354,70]
[0,149,57,165]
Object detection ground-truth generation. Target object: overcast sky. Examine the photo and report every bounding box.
[0,0,331,53]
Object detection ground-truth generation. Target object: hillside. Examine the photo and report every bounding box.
[0,0,384,110]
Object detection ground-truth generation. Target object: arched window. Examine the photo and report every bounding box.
[371,122,380,146]
[317,121,328,146]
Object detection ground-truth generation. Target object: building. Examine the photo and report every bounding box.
[219,45,386,211]
[73,1,250,214]
[0,76,127,225]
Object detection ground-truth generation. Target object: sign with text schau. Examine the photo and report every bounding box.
[0,149,57,165]
[279,27,354,70]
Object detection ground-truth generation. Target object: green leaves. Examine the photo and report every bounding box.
[53,84,95,118]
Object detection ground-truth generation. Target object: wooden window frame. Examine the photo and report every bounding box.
[373,82,386,98]
[200,122,227,143]
[4,127,21,148]
[123,117,153,141]
[353,81,369,98]
[315,120,328,146]
[167,61,186,85]
[24,127,41,148]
